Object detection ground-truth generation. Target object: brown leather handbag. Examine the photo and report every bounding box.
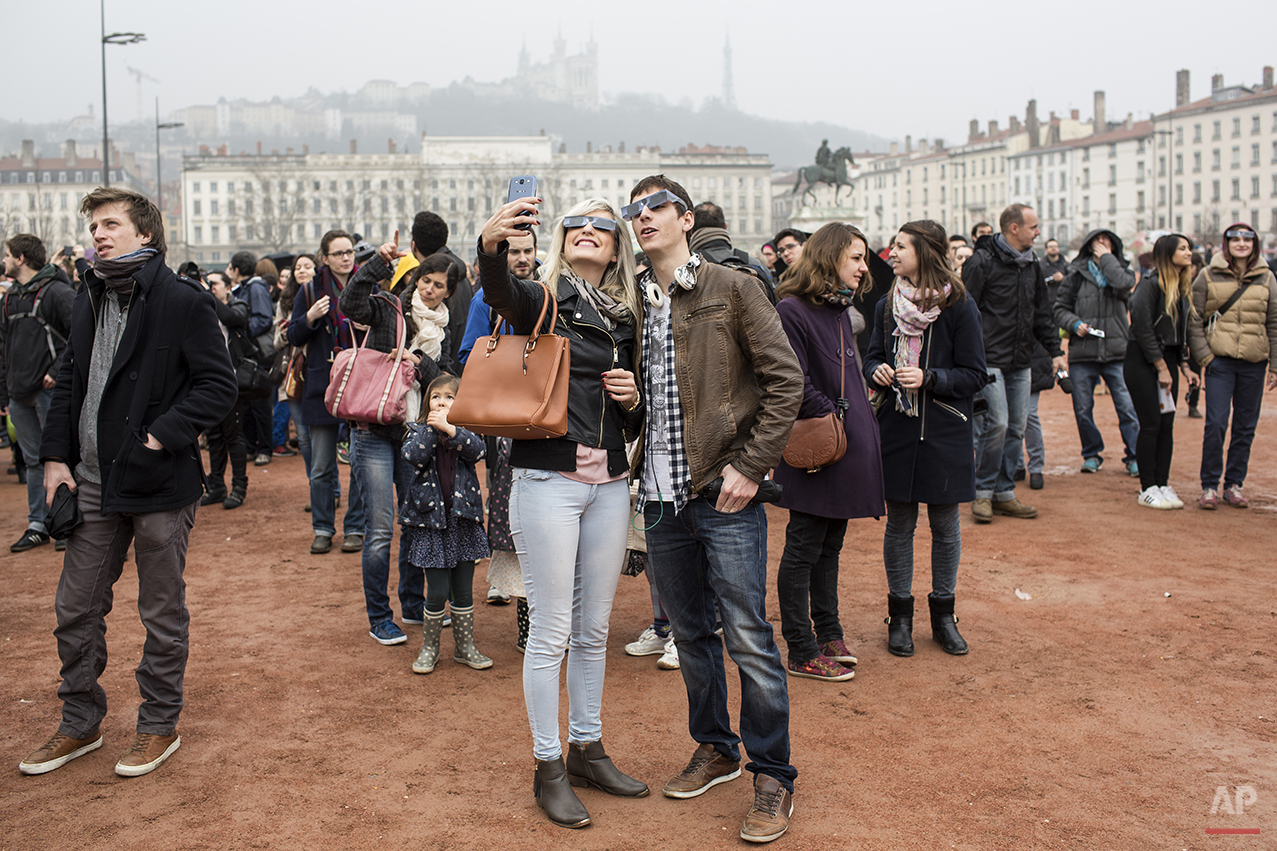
[450,280,571,439]
[782,317,848,473]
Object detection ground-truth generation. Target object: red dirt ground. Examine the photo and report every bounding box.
[1,388,1274,850]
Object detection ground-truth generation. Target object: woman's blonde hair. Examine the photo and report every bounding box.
[776,222,872,305]
[539,198,642,325]
[1152,233,1194,322]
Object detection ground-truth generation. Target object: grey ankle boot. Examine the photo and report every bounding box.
[412,612,445,674]
[451,605,493,669]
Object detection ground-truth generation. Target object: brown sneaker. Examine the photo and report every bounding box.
[992,497,1038,519]
[114,732,181,777]
[662,742,741,799]
[971,498,993,523]
[18,729,102,775]
[740,773,794,843]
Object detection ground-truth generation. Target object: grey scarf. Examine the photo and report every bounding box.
[995,234,1036,268]
[92,247,157,294]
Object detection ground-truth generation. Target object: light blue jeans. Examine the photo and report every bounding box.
[974,367,1031,501]
[509,469,630,760]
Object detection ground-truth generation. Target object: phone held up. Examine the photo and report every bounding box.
[507,176,538,231]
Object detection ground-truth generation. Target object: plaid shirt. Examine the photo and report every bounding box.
[636,255,702,512]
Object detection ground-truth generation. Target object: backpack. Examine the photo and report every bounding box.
[2,281,65,365]
[698,244,777,305]
[223,301,274,400]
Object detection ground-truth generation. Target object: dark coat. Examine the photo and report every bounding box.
[286,266,352,427]
[964,234,1062,369]
[0,264,75,407]
[1128,272,1190,365]
[40,255,238,513]
[1053,229,1136,363]
[400,421,486,529]
[477,239,641,477]
[863,294,987,505]
[773,297,884,519]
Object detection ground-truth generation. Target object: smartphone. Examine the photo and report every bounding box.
[63,245,74,257]
[507,176,538,231]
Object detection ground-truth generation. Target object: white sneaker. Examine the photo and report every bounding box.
[1158,486,1184,509]
[1137,487,1172,510]
[657,637,680,670]
[625,626,668,657]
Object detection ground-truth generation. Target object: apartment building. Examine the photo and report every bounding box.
[178,136,772,265]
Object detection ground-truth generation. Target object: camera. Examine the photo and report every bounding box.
[1056,369,1073,394]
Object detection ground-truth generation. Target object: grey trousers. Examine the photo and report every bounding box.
[53,479,197,738]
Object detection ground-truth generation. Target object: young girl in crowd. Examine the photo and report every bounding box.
[865,220,987,657]
[400,373,491,674]
[1125,234,1195,509]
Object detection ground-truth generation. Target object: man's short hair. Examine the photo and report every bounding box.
[1045,238,1059,248]
[971,222,992,240]
[412,211,449,256]
[229,251,257,277]
[79,187,166,255]
[510,228,538,248]
[5,234,46,270]
[692,201,726,231]
[629,174,692,216]
[999,204,1032,232]
[772,228,808,248]
[948,234,969,248]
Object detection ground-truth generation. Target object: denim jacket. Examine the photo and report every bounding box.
[399,421,486,530]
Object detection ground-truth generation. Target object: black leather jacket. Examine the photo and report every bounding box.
[477,240,642,477]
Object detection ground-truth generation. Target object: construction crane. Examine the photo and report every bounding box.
[127,66,160,121]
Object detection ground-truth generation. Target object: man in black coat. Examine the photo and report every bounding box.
[1,233,75,552]
[963,204,1065,523]
[19,188,236,779]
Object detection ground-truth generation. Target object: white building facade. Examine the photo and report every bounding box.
[178,136,773,265]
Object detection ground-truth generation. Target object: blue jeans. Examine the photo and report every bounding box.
[272,399,290,449]
[287,400,312,477]
[1200,356,1268,491]
[1067,360,1139,463]
[884,502,961,598]
[509,470,630,760]
[350,429,421,625]
[1020,391,1044,475]
[974,367,1031,501]
[644,499,796,792]
[309,423,364,538]
[8,387,52,532]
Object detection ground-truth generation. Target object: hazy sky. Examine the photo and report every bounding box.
[7,0,1277,146]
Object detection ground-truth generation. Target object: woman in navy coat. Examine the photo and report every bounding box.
[864,220,986,658]
[773,223,885,682]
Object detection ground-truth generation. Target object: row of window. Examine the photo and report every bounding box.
[3,170,113,184]
[190,174,765,196]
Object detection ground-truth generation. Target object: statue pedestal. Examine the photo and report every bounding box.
[789,205,866,234]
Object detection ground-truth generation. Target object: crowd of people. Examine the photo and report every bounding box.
[4,178,1275,844]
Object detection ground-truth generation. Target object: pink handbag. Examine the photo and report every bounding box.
[324,293,417,425]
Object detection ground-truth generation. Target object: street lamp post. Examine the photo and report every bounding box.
[100,0,145,188]
[155,97,184,213]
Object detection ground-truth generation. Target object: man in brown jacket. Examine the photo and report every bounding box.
[629,174,803,844]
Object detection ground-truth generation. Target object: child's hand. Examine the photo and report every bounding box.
[426,409,456,438]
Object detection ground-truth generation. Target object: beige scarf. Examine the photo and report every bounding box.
[409,288,448,360]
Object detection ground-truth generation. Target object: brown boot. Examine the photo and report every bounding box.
[534,755,591,829]
[740,773,794,843]
[115,732,181,777]
[992,497,1038,519]
[566,740,649,797]
[970,498,993,523]
[18,729,102,775]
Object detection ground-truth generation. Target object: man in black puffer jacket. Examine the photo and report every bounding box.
[963,204,1065,523]
[1053,228,1140,476]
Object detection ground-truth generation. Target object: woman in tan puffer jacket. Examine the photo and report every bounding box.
[1186,223,1277,509]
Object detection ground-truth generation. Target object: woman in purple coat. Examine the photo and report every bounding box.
[774,223,885,682]
[864,220,987,657]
